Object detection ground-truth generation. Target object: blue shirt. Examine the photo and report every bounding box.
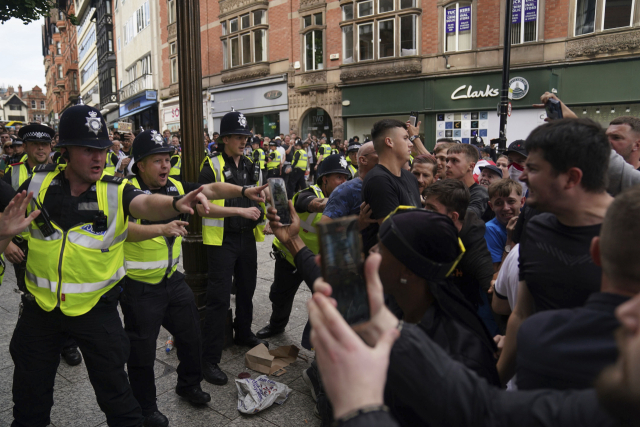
[484,217,507,263]
[324,178,363,219]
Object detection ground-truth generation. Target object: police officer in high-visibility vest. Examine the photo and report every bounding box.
[9,105,210,427]
[103,147,119,175]
[266,139,282,178]
[198,110,268,386]
[286,140,308,198]
[316,137,331,168]
[122,130,267,426]
[169,149,181,179]
[257,154,349,340]
[251,136,266,183]
[329,140,340,155]
[346,141,360,179]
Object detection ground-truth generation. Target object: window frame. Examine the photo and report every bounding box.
[377,18,395,58]
[358,0,374,17]
[220,7,268,70]
[357,22,374,61]
[301,11,326,72]
[170,57,178,84]
[511,0,539,44]
[601,0,635,30]
[444,2,473,53]
[168,0,176,24]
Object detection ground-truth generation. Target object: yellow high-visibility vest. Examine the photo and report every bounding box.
[267,150,281,170]
[318,144,331,158]
[6,161,32,241]
[273,185,323,266]
[348,164,357,180]
[104,153,117,176]
[199,154,266,246]
[294,149,308,170]
[169,155,181,177]
[255,148,266,169]
[124,177,184,284]
[25,164,129,316]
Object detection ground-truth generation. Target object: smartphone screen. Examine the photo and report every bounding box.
[268,178,291,225]
[317,217,369,325]
[409,111,418,127]
[545,99,563,120]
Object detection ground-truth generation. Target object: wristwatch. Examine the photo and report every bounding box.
[409,135,419,142]
[172,195,184,212]
[504,244,512,254]
[241,186,249,198]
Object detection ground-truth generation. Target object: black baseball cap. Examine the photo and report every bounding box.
[504,140,527,158]
[479,164,503,178]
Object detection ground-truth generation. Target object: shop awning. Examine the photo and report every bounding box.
[118,104,154,119]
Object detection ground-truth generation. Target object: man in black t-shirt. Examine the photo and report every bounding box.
[445,144,489,219]
[497,116,614,386]
[362,119,420,253]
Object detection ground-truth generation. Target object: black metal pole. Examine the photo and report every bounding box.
[498,0,513,153]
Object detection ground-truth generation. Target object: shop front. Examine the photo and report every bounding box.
[208,75,289,139]
[118,90,159,132]
[341,58,640,150]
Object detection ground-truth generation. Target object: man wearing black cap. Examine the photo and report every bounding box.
[8,104,209,427]
[287,140,308,197]
[504,139,528,195]
[121,130,267,426]
[478,164,502,189]
[198,110,268,387]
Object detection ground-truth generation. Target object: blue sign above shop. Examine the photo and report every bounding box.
[119,91,158,118]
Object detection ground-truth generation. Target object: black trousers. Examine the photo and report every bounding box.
[286,168,307,198]
[203,230,257,364]
[120,273,202,416]
[9,287,143,427]
[268,254,313,329]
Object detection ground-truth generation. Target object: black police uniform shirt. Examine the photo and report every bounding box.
[361,164,421,253]
[518,212,602,312]
[17,170,144,231]
[293,187,319,214]
[0,179,16,212]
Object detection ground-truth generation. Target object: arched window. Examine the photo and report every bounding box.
[301,108,333,139]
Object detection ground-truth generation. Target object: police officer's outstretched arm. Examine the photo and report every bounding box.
[129,186,210,221]
[125,220,189,242]
[199,182,268,203]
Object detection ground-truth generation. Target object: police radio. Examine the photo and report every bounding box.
[93,211,108,233]
[33,199,55,237]
[252,165,260,183]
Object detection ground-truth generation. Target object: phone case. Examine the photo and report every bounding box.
[268,178,291,225]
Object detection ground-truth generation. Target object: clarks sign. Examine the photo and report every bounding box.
[451,85,500,100]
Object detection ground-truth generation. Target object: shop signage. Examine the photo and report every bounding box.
[145,90,157,101]
[451,85,500,100]
[509,77,530,100]
[459,6,471,32]
[445,8,456,33]
[513,0,536,23]
[512,0,522,23]
[264,90,282,100]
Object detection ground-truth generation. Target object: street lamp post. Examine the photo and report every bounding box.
[498,0,514,153]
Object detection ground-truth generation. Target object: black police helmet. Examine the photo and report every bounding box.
[217,111,252,143]
[131,130,175,174]
[57,105,111,149]
[316,154,350,186]
[18,123,55,144]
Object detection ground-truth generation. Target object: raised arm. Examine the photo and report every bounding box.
[125,220,189,243]
[129,188,209,222]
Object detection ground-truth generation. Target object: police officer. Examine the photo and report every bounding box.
[169,147,182,179]
[9,105,209,427]
[346,141,360,179]
[287,140,308,198]
[266,139,282,178]
[8,138,26,164]
[257,154,349,339]
[251,136,266,183]
[122,130,267,426]
[104,145,120,175]
[198,110,268,386]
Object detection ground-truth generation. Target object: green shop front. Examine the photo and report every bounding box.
[341,58,640,150]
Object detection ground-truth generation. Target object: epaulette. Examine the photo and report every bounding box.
[101,175,125,185]
[34,164,57,173]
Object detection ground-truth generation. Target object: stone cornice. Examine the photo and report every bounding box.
[219,0,268,18]
[340,58,422,82]
[566,29,640,58]
[220,64,270,84]
[299,0,326,12]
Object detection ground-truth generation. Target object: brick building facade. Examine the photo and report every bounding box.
[153,0,640,144]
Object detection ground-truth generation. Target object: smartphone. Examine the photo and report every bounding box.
[409,111,419,127]
[545,98,563,120]
[268,178,291,225]
[317,217,369,325]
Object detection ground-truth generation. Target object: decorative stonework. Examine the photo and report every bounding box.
[340,58,422,82]
[219,0,268,17]
[169,83,179,97]
[220,65,270,84]
[299,0,326,11]
[288,86,343,140]
[566,30,640,58]
[168,23,177,40]
[301,71,326,85]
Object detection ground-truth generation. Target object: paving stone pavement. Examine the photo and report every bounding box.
[0,235,321,426]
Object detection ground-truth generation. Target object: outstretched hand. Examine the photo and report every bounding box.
[244,183,268,203]
[161,220,189,237]
[0,191,41,241]
[176,187,209,215]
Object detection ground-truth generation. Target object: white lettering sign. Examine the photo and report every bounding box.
[451,84,500,100]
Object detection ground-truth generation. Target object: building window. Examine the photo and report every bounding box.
[108,30,114,52]
[168,0,176,24]
[58,64,63,79]
[171,57,178,83]
[511,0,537,44]
[72,73,78,91]
[445,2,472,52]
[78,25,96,62]
[31,100,36,108]
[575,0,596,34]
[170,41,176,55]
[305,30,324,70]
[342,0,420,62]
[41,100,46,109]
[81,54,98,84]
[602,0,633,30]
[9,105,21,111]
[117,37,121,51]
[111,68,117,93]
[56,42,61,55]
[221,8,268,69]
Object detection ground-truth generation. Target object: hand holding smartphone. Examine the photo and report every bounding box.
[409,111,419,128]
[317,217,369,325]
[544,98,563,120]
[268,178,291,225]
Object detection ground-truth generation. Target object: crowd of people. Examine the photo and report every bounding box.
[0,90,640,427]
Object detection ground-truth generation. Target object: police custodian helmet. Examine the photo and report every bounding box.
[216,111,252,144]
[131,130,175,174]
[56,105,112,149]
[316,154,350,186]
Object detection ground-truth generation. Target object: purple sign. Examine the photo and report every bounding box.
[459,5,471,32]
[446,8,456,33]
[512,0,522,24]
[524,0,537,22]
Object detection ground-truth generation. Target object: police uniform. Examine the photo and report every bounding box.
[198,111,267,386]
[317,141,331,163]
[120,131,210,425]
[104,150,119,175]
[9,105,146,427]
[266,141,281,178]
[169,153,181,179]
[287,141,308,198]
[346,141,361,180]
[250,137,266,184]
[257,155,350,340]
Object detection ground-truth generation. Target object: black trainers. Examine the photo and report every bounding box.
[302,366,320,402]
[202,361,228,386]
[143,411,169,427]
